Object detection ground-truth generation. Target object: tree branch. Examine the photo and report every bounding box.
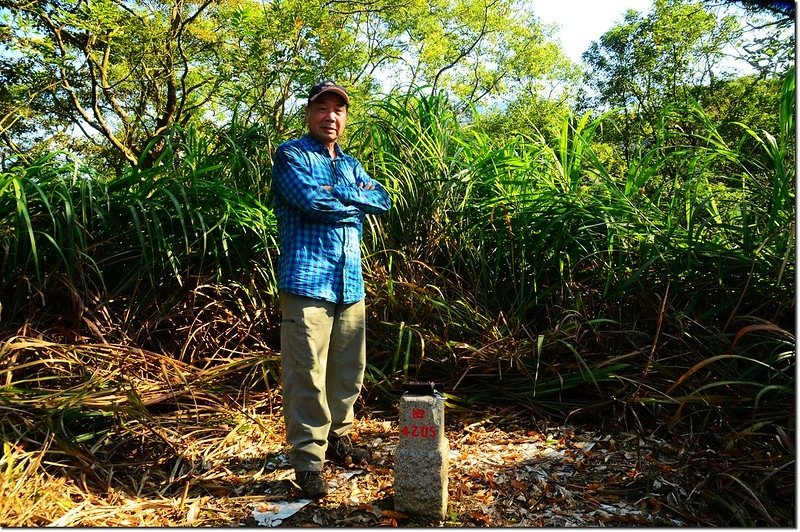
[431,0,497,93]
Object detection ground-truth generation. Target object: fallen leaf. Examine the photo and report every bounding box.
[470,511,492,525]
[358,503,383,518]
[485,471,496,490]
[312,511,326,525]
[381,509,407,520]
[186,499,201,523]
[649,497,662,514]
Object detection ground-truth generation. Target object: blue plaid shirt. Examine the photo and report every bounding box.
[271,134,392,304]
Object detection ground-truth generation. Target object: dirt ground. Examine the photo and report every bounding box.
[220,408,700,527]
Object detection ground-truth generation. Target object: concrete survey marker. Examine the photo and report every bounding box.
[394,383,449,520]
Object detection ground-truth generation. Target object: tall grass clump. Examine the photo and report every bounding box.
[350,91,632,407]
[0,119,286,523]
[351,72,793,422]
[604,68,795,332]
[0,122,280,361]
[349,78,793,524]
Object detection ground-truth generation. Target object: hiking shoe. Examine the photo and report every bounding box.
[326,434,371,466]
[295,470,328,498]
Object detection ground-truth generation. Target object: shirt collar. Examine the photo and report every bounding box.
[302,134,345,158]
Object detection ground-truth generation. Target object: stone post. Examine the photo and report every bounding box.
[394,385,449,520]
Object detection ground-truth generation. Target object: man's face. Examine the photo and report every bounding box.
[306,92,348,147]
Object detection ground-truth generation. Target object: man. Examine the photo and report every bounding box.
[271,80,392,498]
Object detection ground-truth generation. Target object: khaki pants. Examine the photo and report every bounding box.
[279,291,367,471]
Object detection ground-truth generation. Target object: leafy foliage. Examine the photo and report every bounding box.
[0,122,279,353]
[0,0,573,167]
[0,0,794,525]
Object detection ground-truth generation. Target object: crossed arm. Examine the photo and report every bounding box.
[272,145,391,222]
[328,162,392,215]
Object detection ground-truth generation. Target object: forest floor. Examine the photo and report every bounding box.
[245,411,692,528]
[247,411,709,527]
[103,400,723,528]
[9,342,789,527]
[5,393,751,527]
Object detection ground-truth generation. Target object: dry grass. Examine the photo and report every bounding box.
[0,335,287,526]
[0,436,288,527]
[0,334,793,527]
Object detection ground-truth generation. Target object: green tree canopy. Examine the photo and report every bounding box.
[583,0,739,116]
[579,0,744,162]
[0,0,574,170]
